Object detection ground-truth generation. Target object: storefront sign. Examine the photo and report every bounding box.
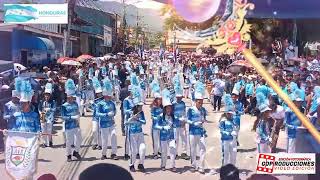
[3,4,68,24]
[104,26,112,47]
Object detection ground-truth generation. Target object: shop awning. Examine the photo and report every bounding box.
[37,37,55,50]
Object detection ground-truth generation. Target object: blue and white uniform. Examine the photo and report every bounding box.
[123,96,135,155]
[12,111,41,133]
[155,115,176,169]
[256,118,272,153]
[96,100,117,156]
[3,101,20,130]
[219,116,237,166]
[151,106,163,156]
[233,100,244,140]
[92,98,102,147]
[126,111,146,167]
[61,101,82,156]
[187,106,207,171]
[173,100,187,155]
[285,110,301,153]
[38,100,56,146]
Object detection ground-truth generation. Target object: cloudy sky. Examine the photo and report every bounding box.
[101,0,164,10]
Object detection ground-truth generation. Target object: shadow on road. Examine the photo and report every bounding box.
[238,147,257,153]
[143,166,194,174]
[80,156,98,162]
[38,159,51,162]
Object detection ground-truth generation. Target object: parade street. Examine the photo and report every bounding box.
[0,98,307,180]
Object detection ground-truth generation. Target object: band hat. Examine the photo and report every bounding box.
[44,83,53,94]
[224,94,235,114]
[194,81,205,100]
[11,90,20,98]
[102,78,113,96]
[162,88,172,107]
[20,80,34,102]
[65,79,77,97]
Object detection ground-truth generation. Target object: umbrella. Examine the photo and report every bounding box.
[62,60,82,66]
[227,60,252,73]
[13,63,27,71]
[77,54,93,62]
[19,72,48,79]
[57,57,76,64]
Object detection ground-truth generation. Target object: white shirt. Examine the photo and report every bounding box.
[270,105,285,120]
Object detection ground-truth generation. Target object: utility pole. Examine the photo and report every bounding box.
[63,0,75,57]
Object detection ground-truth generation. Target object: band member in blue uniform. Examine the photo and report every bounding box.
[256,92,272,153]
[150,79,163,159]
[187,81,207,174]
[96,78,119,160]
[155,89,177,172]
[123,85,135,160]
[12,79,41,133]
[61,79,82,162]
[38,83,56,147]
[231,90,244,146]
[285,89,305,153]
[219,94,237,166]
[173,77,188,160]
[3,78,21,130]
[91,77,103,150]
[125,85,146,172]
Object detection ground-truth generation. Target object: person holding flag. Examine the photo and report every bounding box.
[61,79,82,162]
[187,81,207,174]
[38,82,56,147]
[96,77,119,160]
[4,78,41,180]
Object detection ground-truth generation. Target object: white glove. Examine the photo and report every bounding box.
[163,125,170,130]
[179,117,186,121]
[268,137,272,143]
[44,108,50,112]
[71,115,80,119]
[231,131,237,136]
[107,112,115,117]
[194,122,202,126]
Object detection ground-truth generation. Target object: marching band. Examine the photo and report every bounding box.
[1,53,319,177]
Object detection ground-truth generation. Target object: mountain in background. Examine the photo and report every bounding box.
[96,1,164,32]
